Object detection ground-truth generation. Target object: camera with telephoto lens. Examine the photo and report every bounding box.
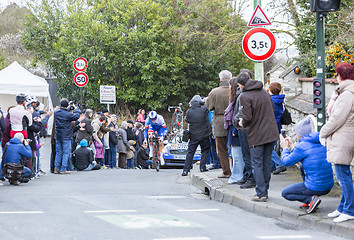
[69,101,75,111]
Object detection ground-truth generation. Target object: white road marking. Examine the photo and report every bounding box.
[0,211,44,214]
[147,195,186,199]
[153,237,210,240]
[84,210,137,213]
[256,236,312,239]
[176,209,220,212]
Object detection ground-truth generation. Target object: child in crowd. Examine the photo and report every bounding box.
[94,132,105,168]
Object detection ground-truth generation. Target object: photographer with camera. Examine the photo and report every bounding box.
[0,133,32,185]
[54,98,81,174]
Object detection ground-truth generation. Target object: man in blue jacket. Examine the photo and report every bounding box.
[0,133,32,185]
[54,99,81,174]
[280,116,334,214]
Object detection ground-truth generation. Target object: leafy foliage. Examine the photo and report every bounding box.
[22,0,252,111]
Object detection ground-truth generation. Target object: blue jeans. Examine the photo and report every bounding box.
[24,166,31,178]
[250,142,274,197]
[271,149,284,169]
[83,163,99,171]
[183,137,210,173]
[229,145,244,183]
[335,164,354,216]
[108,143,117,168]
[282,182,331,204]
[208,137,220,168]
[55,139,72,172]
[238,129,254,182]
[126,158,134,168]
[143,160,153,169]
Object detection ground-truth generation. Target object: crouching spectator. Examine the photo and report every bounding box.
[280,116,334,214]
[0,133,32,185]
[137,142,153,169]
[72,139,100,171]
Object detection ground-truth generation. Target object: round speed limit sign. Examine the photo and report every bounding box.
[242,28,276,61]
[73,57,88,72]
[74,72,89,87]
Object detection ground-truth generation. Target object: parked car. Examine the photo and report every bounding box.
[162,133,201,167]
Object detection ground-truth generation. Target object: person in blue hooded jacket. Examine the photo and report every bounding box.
[269,82,287,175]
[280,116,334,214]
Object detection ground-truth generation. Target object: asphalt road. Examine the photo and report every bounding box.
[0,139,348,240]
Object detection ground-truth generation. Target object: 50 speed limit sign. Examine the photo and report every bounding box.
[242,28,276,61]
[74,72,89,87]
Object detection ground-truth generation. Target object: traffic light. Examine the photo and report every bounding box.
[313,78,324,109]
[310,0,341,13]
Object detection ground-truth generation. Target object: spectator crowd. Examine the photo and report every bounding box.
[0,62,353,224]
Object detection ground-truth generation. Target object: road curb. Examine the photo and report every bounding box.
[190,171,354,239]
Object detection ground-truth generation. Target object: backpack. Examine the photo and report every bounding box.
[1,144,24,180]
[280,105,294,125]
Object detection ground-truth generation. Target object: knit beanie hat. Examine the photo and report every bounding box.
[80,139,88,147]
[121,121,128,129]
[13,132,24,142]
[236,72,251,86]
[295,117,312,137]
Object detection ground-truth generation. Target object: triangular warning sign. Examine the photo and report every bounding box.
[248,5,271,27]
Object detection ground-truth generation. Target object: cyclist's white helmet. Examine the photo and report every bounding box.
[149,111,157,120]
[26,96,37,104]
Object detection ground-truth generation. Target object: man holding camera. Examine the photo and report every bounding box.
[54,99,81,174]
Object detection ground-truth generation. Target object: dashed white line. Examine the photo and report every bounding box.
[0,211,44,214]
[256,236,312,239]
[84,210,137,213]
[153,237,210,240]
[176,209,220,212]
[147,195,186,199]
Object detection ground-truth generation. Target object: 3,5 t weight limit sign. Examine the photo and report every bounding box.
[74,72,89,87]
[242,28,276,61]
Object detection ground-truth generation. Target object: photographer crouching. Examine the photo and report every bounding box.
[0,133,32,185]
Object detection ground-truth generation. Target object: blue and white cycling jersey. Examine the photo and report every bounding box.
[144,114,168,139]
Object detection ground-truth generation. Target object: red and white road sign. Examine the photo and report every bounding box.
[73,57,88,72]
[74,72,89,87]
[242,27,276,62]
[248,5,271,27]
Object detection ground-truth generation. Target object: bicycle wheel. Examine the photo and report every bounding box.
[171,112,178,132]
[153,144,160,172]
[176,114,183,132]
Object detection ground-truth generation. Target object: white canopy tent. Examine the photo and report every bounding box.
[0,61,53,112]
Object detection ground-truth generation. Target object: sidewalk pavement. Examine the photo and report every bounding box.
[189,165,354,239]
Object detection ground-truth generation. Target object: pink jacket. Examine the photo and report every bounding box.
[94,140,104,159]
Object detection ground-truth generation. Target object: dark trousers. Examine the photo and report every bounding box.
[183,137,210,172]
[238,129,254,182]
[282,182,331,204]
[250,142,274,197]
[118,153,126,168]
[50,144,56,173]
[215,136,231,176]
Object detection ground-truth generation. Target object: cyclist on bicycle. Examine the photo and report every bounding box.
[144,111,168,166]
[144,111,168,142]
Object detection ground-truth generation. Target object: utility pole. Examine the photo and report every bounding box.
[253,0,264,83]
[315,12,326,131]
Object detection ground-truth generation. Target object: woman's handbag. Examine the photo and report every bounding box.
[280,105,294,125]
[182,129,191,142]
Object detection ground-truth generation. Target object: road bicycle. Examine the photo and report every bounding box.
[168,103,183,133]
[148,132,160,172]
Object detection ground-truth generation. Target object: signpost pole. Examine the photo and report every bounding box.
[107,104,110,112]
[253,0,264,83]
[315,12,326,131]
[80,87,83,111]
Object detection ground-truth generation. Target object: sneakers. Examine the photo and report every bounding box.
[306,196,321,214]
[200,169,209,173]
[60,171,70,175]
[300,203,309,209]
[272,166,287,174]
[207,166,221,170]
[181,171,188,176]
[236,178,247,185]
[9,180,19,186]
[39,170,46,175]
[54,168,60,174]
[328,209,341,218]
[240,180,256,189]
[251,195,267,202]
[333,213,354,223]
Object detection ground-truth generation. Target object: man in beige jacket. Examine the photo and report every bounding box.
[206,70,232,178]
